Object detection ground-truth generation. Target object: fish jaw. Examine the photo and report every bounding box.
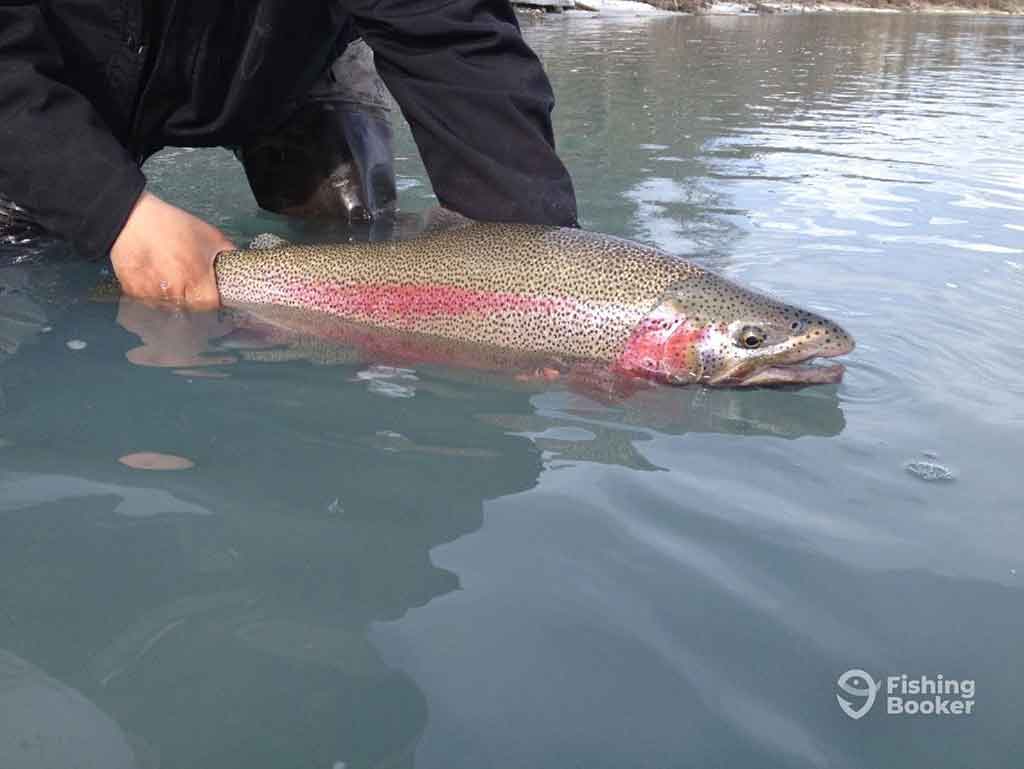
[734,361,846,387]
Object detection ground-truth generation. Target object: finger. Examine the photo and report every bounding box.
[182,269,221,310]
[213,235,237,253]
[185,238,233,309]
[120,274,184,304]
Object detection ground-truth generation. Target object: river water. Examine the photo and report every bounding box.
[1,12,1022,769]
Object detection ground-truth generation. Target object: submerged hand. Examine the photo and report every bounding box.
[117,295,237,369]
[111,191,234,309]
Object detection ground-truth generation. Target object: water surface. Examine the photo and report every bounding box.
[2,12,1023,769]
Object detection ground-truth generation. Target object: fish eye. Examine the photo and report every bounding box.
[737,325,767,349]
[789,319,806,332]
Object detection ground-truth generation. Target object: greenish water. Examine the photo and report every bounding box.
[2,12,1023,769]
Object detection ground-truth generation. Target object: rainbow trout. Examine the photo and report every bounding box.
[215,223,853,387]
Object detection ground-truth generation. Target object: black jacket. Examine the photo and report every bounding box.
[0,0,578,258]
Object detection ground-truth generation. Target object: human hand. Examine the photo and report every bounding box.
[110,191,234,309]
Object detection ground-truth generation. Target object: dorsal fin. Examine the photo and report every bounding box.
[248,233,291,250]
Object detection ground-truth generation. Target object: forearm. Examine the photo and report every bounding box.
[345,0,578,226]
[0,2,145,257]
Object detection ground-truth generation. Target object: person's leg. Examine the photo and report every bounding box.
[237,36,397,222]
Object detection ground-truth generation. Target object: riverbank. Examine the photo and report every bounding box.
[706,0,1022,13]
[567,0,1022,14]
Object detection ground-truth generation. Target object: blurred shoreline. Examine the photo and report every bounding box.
[519,0,1023,16]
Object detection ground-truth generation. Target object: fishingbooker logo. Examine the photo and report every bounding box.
[836,669,976,719]
[836,669,878,719]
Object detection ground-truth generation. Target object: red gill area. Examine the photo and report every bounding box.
[615,310,705,384]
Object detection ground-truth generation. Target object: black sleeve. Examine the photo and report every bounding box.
[345,0,578,227]
[0,3,146,257]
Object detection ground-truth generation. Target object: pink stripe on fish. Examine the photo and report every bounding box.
[282,281,573,322]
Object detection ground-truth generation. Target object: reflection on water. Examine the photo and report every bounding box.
[0,298,538,767]
[2,12,1024,769]
[0,650,151,769]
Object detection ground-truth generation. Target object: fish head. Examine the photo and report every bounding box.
[618,271,854,387]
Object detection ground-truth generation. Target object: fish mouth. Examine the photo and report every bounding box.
[733,360,846,387]
[710,343,852,387]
